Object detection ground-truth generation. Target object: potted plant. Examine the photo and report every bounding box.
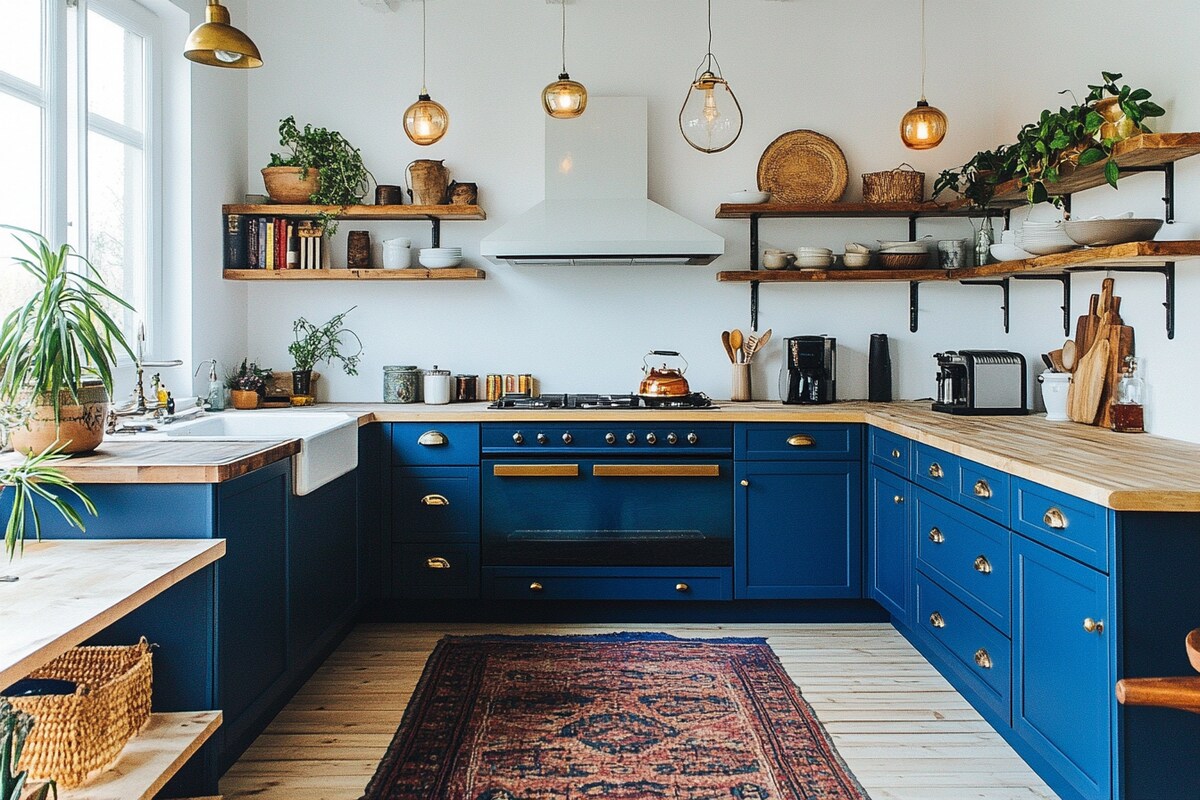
[1,699,54,800]
[226,359,270,410]
[1086,71,1166,145]
[263,116,374,235]
[0,227,134,454]
[932,144,1016,209]
[287,307,363,399]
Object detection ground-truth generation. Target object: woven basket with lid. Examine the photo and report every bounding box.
[862,163,925,204]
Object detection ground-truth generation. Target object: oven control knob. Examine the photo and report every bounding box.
[626,432,637,445]
[687,432,699,445]
[512,432,524,445]
[667,432,678,445]
[536,432,548,445]
[646,432,657,445]
[605,432,616,445]
[562,432,573,445]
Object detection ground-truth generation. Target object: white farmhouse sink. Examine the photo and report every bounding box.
[162,411,358,496]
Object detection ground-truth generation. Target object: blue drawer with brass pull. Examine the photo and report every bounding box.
[1013,478,1111,572]
[735,423,861,461]
[393,542,480,599]
[956,459,1011,526]
[391,422,480,466]
[391,466,479,543]
[869,428,911,477]
[914,443,959,500]
[483,567,732,600]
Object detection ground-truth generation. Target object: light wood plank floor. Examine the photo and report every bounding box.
[221,623,1059,800]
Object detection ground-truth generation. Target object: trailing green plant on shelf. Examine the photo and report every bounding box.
[267,116,374,235]
[1,699,55,799]
[932,144,1016,209]
[288,307,363,376]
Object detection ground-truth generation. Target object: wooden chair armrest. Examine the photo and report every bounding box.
[1116,676,1200,714]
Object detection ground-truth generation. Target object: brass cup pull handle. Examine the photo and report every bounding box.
[974,648,993,670]
[418,430,448,447]
[928,462,944,479]
[787,434,815,447]
[929,612,946,629]
[973,555,993,574]
[1043,507,1068,529]
[425,557,450,570]
[973,479,993,499]
[891,448,902,459]
[1083,617,1104,634]
[928,527,945,544]
[894,495,905,505]
[529,582,544,592]
[675,583,690,593]
[421,494,449,506]
[740,479,750,487]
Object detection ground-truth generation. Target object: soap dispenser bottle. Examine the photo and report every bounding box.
[196,359,226,411]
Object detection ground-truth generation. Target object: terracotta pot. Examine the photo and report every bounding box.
[262,166,320,204]
[1093,97,1137,143]
[8,384,109,455]
[230,389,260,410]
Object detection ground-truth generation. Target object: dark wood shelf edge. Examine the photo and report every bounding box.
[223,268,486,281]
[221,203,486,221]
[714,200,983,220]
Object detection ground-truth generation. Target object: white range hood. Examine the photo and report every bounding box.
[480,97,724,266]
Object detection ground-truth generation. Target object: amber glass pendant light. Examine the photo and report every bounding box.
[184,0,262,69]
[404,0,449,146]
[679,0,742,153]
[542,0,587,118]
[900,0,947,150]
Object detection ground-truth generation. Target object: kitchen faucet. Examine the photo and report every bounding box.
[106,324,184,433]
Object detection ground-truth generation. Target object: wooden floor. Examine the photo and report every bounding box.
[220,623,1059,800]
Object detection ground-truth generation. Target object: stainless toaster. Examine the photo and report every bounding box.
[932,350,1028,415]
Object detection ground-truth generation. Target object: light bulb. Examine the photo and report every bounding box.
[214,49,244,63]
[702,89,720,127]
[900,99,948,150]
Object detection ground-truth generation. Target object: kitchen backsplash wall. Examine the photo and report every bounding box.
[238,0,1200,441]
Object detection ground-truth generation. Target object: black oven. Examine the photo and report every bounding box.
[481,423,732,567]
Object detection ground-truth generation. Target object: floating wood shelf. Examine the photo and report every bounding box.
[223,267,485,281]
[717,268,949,283]
[714,200,984,219]
[221,203,485,220]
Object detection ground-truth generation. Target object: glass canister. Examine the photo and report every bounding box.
[454,374,478,402]
[424,366,452,405]
[383,365,421,403]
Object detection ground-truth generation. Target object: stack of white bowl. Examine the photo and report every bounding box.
[794,246,834,269]
[1016,220,1077,255]
[418,247,464,268]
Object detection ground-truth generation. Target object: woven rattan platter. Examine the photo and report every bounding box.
[756,130,848,204]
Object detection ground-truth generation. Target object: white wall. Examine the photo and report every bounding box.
[235,0,1200,440]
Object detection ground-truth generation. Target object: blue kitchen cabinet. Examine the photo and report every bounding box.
[868,465,912,625]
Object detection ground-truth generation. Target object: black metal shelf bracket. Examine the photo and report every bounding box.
[959,277,1011,333]
[1120,162,1176,223]
[1096,262,1177,339]
[1013,273,1072,337]
[430,217,441,248]
[749,213,761,330]
[909,281,920,332]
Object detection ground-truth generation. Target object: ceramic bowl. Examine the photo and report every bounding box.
[762,252,791,270]
[842,252,872,268]
[1063,218,1163,246]
[729,190,771,204]
[990,243,1035,262]
[418,250,465,268]
[844,242,872,255]
[795,255,834,269]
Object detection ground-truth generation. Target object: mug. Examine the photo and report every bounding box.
[937,239,968,269]
[375,184,404,205]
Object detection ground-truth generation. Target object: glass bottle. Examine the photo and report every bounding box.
[974,215,995,267]
[1111,356,1145,433]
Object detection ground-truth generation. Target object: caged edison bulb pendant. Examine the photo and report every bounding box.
[900,0,947,149]
[542,0,586,118]
[404,0,449,146]
[678,0,742,153]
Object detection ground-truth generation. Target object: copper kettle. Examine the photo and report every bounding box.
[639,350,691,397]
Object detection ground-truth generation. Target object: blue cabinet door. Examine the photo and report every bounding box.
[1012,534,1111,800]
[734,461,862,599]
[868,466,911,624]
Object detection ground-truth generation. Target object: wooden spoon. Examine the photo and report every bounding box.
[721,331,735,364]
[1061,339,1077,372]
[730,329,744,363]
[744,334,759,363]
[756,329,772,355]
[1048,349,1066,373]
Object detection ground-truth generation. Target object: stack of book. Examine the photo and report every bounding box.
[224,213,326,270]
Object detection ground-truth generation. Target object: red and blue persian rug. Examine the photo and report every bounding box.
[361,633,870,799]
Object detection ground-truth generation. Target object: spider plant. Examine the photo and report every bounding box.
[0,699,56,800]
[1,441,95,559]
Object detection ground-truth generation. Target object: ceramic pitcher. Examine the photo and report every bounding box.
[406,160,450,206]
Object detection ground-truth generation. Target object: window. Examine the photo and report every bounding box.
[0,0,160,347]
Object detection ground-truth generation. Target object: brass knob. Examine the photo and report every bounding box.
[421,494,449,506]
[687,432,698,444]
[418,430,447,446]
[425,557,450,570]
[1043,507,1068,529]
[562,432,573,444]
[973,479,992,499]
[740,479,750,487]
[787,434,815,447]
[973,555,993,574]
[626,432,637,445]
[929,611,946,628]
[512,432,525,445]
[646,432,657,445]
[536,432,548,445]
[1083,617,1104,634]
[891,448,902,459]
[974,648,993,669]
[605,432,616,444]
[928,527,945,544]
[928,462,944,479]
[529,582,544,592]
[675,583,690,592]
[894,495,905,504]
[667,432,678,444]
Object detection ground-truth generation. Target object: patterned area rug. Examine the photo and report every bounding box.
[361,633,870,800]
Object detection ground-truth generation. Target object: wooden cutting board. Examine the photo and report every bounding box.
[1074,293,1101,355]
[1097,325,1135,428]
[1069,313,1113,424]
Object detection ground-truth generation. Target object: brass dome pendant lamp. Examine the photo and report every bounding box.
[404,0,450,146]
[184,0,262,68]
[542,0,587,119]
[678,0,742,154]
[900,0,947,150]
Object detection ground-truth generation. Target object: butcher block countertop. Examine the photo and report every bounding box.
[3,401,1199,511]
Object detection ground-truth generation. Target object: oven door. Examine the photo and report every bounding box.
[482,458,733,567]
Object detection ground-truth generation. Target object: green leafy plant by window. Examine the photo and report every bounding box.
[268,116,374,235]
[288,307,363,375]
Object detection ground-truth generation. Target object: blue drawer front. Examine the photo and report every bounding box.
[484,567,732,600]
[913,444,958,499]
[391,467,480,543]
[916,574,1011,723]
[956,459,1011,527]
[915,489,1011,634]
[393,541,480,599]
[869,428,911,477]
[735,423,861,461]
[1013,479,1110,572]
[391,423,480,466]
[481,422,732,456]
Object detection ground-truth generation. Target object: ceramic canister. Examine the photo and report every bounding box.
[1038,370,1071,421]
[384,365,421,403]
[423,366,452,405]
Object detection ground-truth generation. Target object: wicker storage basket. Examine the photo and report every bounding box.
[7,639,153,788]
[862,163,925,204]
[877,252,932,270]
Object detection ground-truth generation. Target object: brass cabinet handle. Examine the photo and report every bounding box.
[592,464,721,478]
[425,557,450,570]
[421,494,449,506]
[529,582,544,592]
[1043,507,1068,529]
[417,430,448,446]
[973,555,993,574]
[928,462,944,479]
[1083,617,1104,634]
[973,479,993,499]
[493,464,580,477]
[786,434,815,447]
[928,527,945,544]
[929,611,946,628]
[675,583,690,593]
[974,648,993,669]
[894,495,905,504]
[891,448,902,459]
[740,479,750,487]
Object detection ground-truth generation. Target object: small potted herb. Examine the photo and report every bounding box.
[287,308,363,400]
[226,359,270,410]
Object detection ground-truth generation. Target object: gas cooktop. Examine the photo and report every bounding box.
[488,392,716,410]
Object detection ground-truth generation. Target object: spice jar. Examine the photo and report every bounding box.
[383,365,421,404]
[454,374,478,402]
[423,366,451,405]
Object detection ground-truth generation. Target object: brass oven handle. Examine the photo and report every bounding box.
[973,479,993,499]
[592,464,721,478]
[425,557,450,570]
[493,464,580,477]
[928,527,945,544]
[418,430,447,446]
[421,494,449,506]
[675,583,690,593]
[786,434,815,447]
[1043,507,1068,529]
[529,582,544,592]
[974,648,993,669]
[973,555,993,574]
[928,462,944,479]
[929,612,946,628]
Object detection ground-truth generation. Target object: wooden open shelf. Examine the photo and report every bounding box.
[715,200,979,220]
[221,203,485,221]
[223,267,485,281]
[717,268,949,283]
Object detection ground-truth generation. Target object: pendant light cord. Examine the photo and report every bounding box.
[705,0,714,72]
[561,0,567,74]
[919,0,927,101]
[421,0,428,94]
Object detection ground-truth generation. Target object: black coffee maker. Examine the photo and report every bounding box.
[779,336,836,404]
